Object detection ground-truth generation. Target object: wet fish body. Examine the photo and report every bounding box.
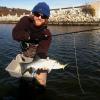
[5,54,67,78]
[20,58,67,73]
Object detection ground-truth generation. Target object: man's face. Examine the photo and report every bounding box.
[33,12,48,26]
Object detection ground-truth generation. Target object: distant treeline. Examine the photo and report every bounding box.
[0,6,31,16]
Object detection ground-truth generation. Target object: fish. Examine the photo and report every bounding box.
[5,54,68,78]
[20,57,68,75]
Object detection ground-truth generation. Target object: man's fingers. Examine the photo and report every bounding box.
[38,67,48,70]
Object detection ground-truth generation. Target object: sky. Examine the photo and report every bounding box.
[0,0,98,10]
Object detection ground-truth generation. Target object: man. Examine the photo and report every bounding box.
[12,2,52,87]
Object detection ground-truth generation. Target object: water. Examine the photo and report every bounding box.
[0,24,100,100]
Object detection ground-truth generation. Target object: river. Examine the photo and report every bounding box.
[0,24,100,100]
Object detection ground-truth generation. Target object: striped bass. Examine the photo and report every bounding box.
[5,54,68,78]
[20,57,68,75]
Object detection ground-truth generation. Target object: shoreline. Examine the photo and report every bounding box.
[0,21,99,26]
[48,22,100,26]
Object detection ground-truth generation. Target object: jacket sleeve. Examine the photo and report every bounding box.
[36,29,52,58]
[12,16,30,42]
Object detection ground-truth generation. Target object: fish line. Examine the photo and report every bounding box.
[52,27,100,94]
[52,27,100,37]
[73,32,85,94]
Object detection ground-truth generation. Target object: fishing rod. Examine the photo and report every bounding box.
[52,27,100,37]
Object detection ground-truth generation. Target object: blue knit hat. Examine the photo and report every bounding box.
[32,2,50,17]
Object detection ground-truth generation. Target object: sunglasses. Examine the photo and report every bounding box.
[33,12,48,19]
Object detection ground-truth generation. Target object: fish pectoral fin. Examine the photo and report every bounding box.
[21,67,34,75]
[27,67,33,74]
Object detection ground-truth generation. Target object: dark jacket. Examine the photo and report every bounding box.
[12,16,52,58]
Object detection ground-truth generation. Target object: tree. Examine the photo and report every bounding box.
[82,5,95,16]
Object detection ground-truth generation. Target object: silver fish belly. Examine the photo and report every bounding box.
[20,58,67,75]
